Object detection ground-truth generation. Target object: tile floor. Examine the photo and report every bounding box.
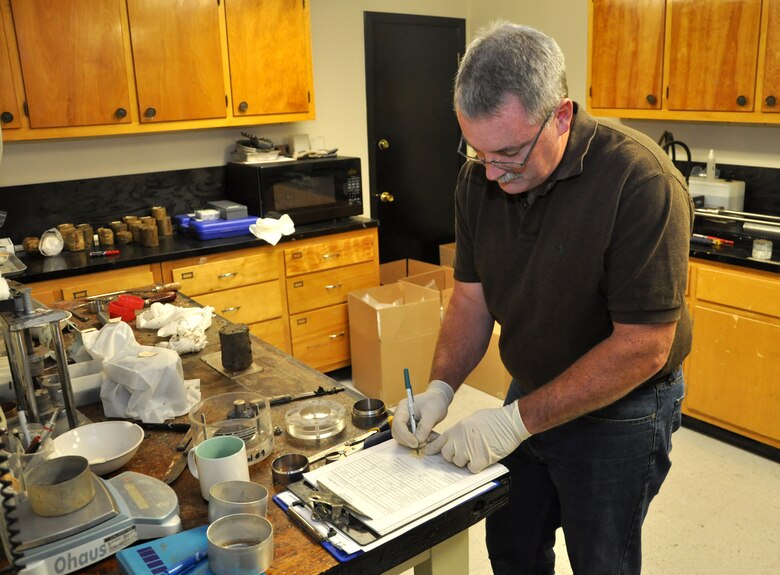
[330,370,780,575]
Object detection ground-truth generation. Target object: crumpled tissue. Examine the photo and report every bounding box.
[39,228,64,256]
[249,214,295,246]
[136,302,214,354]
[82,321,200,423]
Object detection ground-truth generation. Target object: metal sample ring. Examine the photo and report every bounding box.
[351,398,387,429]
[271,453,310,487]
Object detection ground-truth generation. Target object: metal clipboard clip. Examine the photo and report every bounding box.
[287,480,379,546]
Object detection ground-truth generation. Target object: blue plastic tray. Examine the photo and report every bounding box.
[187,216,257,240]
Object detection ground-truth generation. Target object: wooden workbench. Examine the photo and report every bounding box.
[53,299,510,575]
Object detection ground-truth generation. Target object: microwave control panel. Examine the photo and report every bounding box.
[344,175,362,201]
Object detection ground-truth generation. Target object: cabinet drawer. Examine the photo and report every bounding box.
[286,261,378,315]
[284,234,376,277]
[194,281,282,325]
[249,318,286,352]
[170,251,278,296]
[59,265,157,300]
[697,266,780,318]
[290,303,350,372]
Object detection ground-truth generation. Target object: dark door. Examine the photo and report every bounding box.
[365,13,465,264]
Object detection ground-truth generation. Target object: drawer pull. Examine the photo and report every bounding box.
[328,332,346,340]
[324,283,343,290]
[221,306,241,313]
[218,272,238,280]
[322,253,341,260]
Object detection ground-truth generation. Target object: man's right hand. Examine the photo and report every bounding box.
[391,379,455,448]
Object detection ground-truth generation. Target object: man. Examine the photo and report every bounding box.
[391,22,692,575]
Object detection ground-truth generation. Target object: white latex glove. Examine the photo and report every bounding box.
[424,401,532,473]
[392,379,454,448]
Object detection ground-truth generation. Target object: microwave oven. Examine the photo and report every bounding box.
[225,156,363,226]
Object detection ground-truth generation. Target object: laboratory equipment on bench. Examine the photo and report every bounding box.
[0,466,181,575]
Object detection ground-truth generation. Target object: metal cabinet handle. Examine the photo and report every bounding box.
[115,107,127,119]
[321,253,340,260]
[736,95,747,107]
[1,111,15,124]
[646,94,657,105]
[144,107,157,118]
[221,306,240,313]
[766,95,777,107]
[324,283,343,290]
[328,332,345,340]
[238,101,249,112]
[218,272,238,279]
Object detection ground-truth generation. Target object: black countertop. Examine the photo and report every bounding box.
[14,217,379,284]
[690,215,780,273]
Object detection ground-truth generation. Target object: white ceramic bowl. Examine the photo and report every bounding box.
[53,421,144,476]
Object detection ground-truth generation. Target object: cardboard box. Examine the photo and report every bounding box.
[439,242,456,267]
[400,267,455,318]
[379,259,441,285]
[348,282,441,406]
[464,323,512,400]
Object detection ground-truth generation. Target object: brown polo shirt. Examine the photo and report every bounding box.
[453,104,693,392]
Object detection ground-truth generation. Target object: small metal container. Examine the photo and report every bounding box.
[207,513,273,575]
[351,398,387,429]
[24,455,96,517]
[271,453,309,487]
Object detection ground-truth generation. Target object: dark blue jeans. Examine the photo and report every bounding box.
[485,368,685,575]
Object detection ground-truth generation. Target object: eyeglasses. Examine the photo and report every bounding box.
[457,109,555,171]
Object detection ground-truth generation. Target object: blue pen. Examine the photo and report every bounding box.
[404,368,416,435]
[166,550,208,575]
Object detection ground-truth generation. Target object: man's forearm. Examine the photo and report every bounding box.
[429,282,495,391]
[517,321,677,434]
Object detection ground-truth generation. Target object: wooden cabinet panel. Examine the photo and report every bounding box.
[760,0,780,112]
[696,266,780,318]
[248,317,286,351]
[225,0,312,117]
[668,0,761,112]
[289,303,350,373]
[0,7,22,129]
[286,261,378,315]
[589,0,665,110]
[58,265,157,300]
[10,0,133,128]
[284,234,376,277]
[686,304,780,447]
[126,0,227,122]
[168,251,279,296]
[194,281,282,325]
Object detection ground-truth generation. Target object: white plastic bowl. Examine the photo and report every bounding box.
[53,421,144,476]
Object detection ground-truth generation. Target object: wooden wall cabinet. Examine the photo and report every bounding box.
[0,0,314,141]
[0,4,23,130]
[683,259,780,449]
[588,0,780,123]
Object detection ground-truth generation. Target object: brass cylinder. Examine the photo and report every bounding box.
[157,216,173,236]
[116,230,133,244]
[97,227,114,246]
[140,224,159,247]
[77,224,93,248]
[23,237,40,254]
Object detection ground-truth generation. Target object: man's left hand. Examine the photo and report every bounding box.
[424,401,532,473]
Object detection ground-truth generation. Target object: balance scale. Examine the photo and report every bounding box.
[3,471,181,575]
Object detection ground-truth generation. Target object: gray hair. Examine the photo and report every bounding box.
[454,22,568,123]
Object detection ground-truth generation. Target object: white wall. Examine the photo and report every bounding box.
[1,0,778,190]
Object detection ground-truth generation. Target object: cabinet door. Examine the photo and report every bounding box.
[290,303,350,372]
[668,0,761,112]
[589,0,665,110]
[0,8,22,129]
[686,305,780,446]
[126,0,227,122]
[760,0,780,112]
[225,0,312,116]
[10,0,132,128]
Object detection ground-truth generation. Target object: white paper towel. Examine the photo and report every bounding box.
[249,214,295,246]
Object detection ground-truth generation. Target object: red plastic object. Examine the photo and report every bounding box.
[116,294,144,310]
[108,301,137,322]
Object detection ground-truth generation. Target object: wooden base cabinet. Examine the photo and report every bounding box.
[684,260,780,449]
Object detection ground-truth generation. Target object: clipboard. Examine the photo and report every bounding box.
[274,477,506,562]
